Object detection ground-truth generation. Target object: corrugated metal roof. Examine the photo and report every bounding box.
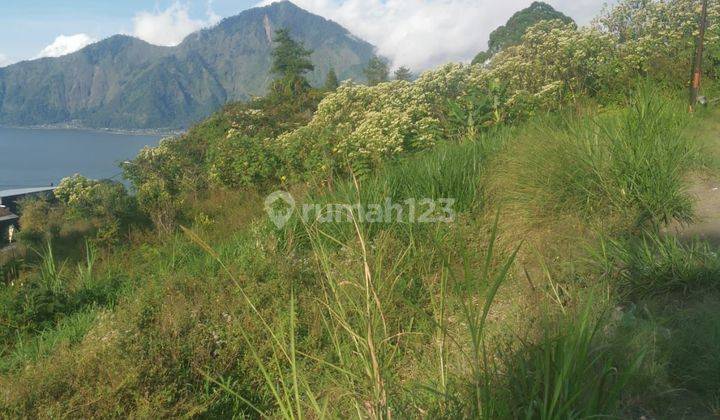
[0,187,56,197]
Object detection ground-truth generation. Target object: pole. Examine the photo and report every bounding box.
[690,0,709,111]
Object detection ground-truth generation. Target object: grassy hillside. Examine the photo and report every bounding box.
[2,92,719,417]
[1,0,720,417]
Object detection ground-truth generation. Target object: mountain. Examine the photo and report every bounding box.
[0,1,376,130]
[472,2,574,64]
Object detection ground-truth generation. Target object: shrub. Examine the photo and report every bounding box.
[592,232,720,298]
[491,85,697,230]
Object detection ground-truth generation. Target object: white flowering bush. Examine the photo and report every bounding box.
[53,174,141,242]
[595,0,720,82]
[207,131,280,187]
[55,175,129,219]
[488,20,621,106]
[277,64,499,178]
[126,0,718,205]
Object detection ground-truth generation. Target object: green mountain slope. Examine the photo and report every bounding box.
[472,1,574,64]
[0,1,376,130]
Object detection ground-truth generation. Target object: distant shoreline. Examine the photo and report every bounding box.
[0,123,183,137]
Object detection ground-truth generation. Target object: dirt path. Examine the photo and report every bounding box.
[668,177,720,245]
[667,110,720,245]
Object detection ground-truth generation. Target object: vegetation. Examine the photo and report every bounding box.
[364,56,390,86]
[2,0,720,417]
[394,66,414,81]
[472,1,574,64]
[323,68,340,91]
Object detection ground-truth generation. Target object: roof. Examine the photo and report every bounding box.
[0,207,11,217]
[0,187,56,198]
[0,214,19,223]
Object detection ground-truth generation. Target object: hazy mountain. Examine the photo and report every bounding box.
[0,1,376,130]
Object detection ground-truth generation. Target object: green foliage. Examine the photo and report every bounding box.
[16,175,144,248]
[595,0,720,83]
[2,1,720,417]
[323,68,340,91]
[55,175,142,242]
[364,56,390,86]
[494,86,697,229]
[593,233,720,298]
[473,1,574,62]
[394,66,413,81]
[270,29,315,96]
[271,29,315,79]
[471,51,491,66]
[504,301,641,419]
[207,134,281,188]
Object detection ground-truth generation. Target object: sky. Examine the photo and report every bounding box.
[0,0,613,71]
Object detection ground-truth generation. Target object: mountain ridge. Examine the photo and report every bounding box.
[0,1,376,130]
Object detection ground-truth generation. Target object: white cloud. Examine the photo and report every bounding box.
[132,1,221,46]
[37,34,96,58]
[0,54,14,67]
[258,0,612,71]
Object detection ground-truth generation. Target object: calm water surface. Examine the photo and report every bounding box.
[0,127,161,189]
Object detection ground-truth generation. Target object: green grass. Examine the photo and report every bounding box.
[0,309,97,373]
[592,232,720,298]
[0,88,718,418]
[493,85,698,231]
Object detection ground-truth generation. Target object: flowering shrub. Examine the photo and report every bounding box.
[595,0,720,82]
[488,21,621,106]
[207,131,281,187]
[21,175,142,244]
[124,0,718,225]
[276,64,500,178]
[55,175,134,221]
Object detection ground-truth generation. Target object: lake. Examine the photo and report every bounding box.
[0,127,162,190]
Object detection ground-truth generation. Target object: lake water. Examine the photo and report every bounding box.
[0,127,162,190]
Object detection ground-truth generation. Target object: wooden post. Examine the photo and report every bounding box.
[690,0,709,111]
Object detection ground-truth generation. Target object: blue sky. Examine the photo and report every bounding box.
[0,0,612,70]
[0,1,255,63]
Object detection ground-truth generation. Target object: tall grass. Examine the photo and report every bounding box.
[278,129,509,248]
[504,298,642,419]
[592,232,720,298]
[493,85,697,230]
[428,213,521,419]
[36,241,64,294]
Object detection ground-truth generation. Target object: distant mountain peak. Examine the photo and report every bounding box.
[0,3,375,130]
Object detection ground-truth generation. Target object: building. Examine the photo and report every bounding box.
[0,187,56,214]
[0,187,55,244]
[0,206,19,244]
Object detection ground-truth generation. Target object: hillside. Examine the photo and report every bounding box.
[0,1,376,130]
[472,1,574,64]
[1,0,720,417]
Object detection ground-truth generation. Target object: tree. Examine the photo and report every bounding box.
[472,2,575,64]
[394,66,414,81]
[364,56,389,86]
[471,51,491,66]
[270,29,315,94]
[324,68,340,90]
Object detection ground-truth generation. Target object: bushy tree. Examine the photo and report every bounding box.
[54,175,141,242]
[364,56,389,86]
[270,29,315,95]
[394,66,414,81]
[473,1,575,63]
[324,68,340,90]
[471,51,491,66]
